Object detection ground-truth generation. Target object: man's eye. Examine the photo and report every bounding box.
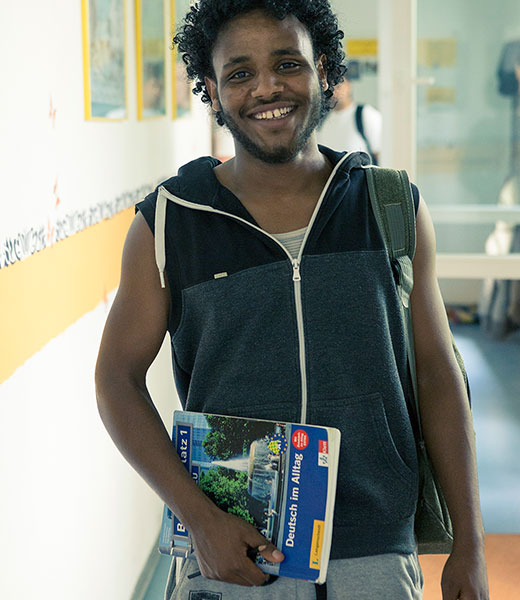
[230,71,249,80]
[279,62,299,70]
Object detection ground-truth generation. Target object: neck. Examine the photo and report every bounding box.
[220,134,331,198]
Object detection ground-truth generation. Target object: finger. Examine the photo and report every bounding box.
[257,542,285,563]
[244,528,285,564]
[440,582,461,600]
[235,554,271,587]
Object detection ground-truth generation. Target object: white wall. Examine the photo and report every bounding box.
[0,1,210,599]
[0,296,178,600]
[0,0,210,253]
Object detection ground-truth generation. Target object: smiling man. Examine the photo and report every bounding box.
[205,11,326,166]
[95,1,489,599]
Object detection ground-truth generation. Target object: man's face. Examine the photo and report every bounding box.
[205,10,328,164]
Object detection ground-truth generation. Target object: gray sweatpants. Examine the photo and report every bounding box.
[165,552,424,600]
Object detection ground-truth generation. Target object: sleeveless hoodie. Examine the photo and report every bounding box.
[136,147,420,560]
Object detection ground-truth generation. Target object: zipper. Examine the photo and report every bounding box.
[291,260,307,423]
[158,152,352,425]
[292,259,301,281]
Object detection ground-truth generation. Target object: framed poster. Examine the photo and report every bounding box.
[171,0,192,119]
[136,0,167,119]
[81,0,127,120]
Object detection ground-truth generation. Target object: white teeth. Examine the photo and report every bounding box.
[253,106,294,120]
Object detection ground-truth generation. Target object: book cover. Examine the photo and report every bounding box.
[159,411,340,584]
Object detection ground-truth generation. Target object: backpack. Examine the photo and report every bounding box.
[364,166,471,554]
[355,105,379,165]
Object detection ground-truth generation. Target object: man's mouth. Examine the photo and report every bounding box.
[250,106,296,121]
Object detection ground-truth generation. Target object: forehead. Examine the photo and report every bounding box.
[211,10,315,71]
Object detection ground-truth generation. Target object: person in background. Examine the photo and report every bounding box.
[142,61,165,117]
[318,75,381,164]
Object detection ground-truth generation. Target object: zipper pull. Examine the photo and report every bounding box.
[292,259,301,281]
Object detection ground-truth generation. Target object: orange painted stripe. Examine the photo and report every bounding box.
[0,208,134,384]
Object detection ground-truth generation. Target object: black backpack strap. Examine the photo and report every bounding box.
[364,166,420,430]
[355,104,378,165]
[355,104,365,138]
[364,166,470,429]
[364,167,415,305]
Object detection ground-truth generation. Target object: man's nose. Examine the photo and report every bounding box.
[251,71,284,98]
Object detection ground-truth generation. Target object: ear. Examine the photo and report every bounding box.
[204,76,220,111]
[317,54,328,91]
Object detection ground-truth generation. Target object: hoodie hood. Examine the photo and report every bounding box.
[153,149,371,287]
[161,147,371,209]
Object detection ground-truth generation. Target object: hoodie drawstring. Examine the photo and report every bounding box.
[154,187,167,288]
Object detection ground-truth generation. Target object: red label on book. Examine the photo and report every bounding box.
[292,429,309,450]
[319,440,328,454]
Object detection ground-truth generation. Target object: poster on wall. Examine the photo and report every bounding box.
[172,0,192,119]
[81,0,127,120]
[136,0,167,119]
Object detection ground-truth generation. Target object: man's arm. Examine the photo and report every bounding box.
[95,212,283,587]
[410,198,489,600]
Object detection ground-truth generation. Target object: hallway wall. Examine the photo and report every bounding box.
[0,1,208,598]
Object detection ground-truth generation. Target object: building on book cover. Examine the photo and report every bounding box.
[159,411,340,584]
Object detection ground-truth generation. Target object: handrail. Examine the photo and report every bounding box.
[430,205,520,225]
[436,253,520,279]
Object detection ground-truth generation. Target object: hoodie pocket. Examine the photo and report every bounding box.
[309,392,416,527]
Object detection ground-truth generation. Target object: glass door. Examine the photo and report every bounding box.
[379,0,520,281]
[416,0,520,284]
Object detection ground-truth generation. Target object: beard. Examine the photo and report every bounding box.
[217,87,325,164]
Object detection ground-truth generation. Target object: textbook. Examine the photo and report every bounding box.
[159,410,341,584]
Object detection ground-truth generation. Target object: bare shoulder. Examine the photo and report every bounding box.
[119,211,164,291]
[410,195,456,368]
[96,212,170,383]
[412,195,437,277]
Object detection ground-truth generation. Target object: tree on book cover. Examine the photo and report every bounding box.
[202,414,276,460]
[197,415,287,542]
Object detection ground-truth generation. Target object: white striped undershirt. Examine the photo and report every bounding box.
[271,226,308,260]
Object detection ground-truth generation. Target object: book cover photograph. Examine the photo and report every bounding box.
[159,411,340,583]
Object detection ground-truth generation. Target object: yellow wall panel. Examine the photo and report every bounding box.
[347,39,378,57]
[0,208,134,383]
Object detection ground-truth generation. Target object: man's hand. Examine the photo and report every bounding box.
[190,506,285,587]
[441,546,489,600]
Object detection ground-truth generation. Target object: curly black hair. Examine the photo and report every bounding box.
[173,0,346,125]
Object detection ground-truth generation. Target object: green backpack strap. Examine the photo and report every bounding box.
[364,167,415,308]
[364,166,470,417]
[364,165,420,412]
[364,167,479,554]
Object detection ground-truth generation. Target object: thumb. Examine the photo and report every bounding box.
[243,524,285,563]
[256,541,285,563]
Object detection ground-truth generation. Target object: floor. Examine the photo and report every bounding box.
[451,324,520,535]
[141,323,520,599]
[143,556,171,600]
